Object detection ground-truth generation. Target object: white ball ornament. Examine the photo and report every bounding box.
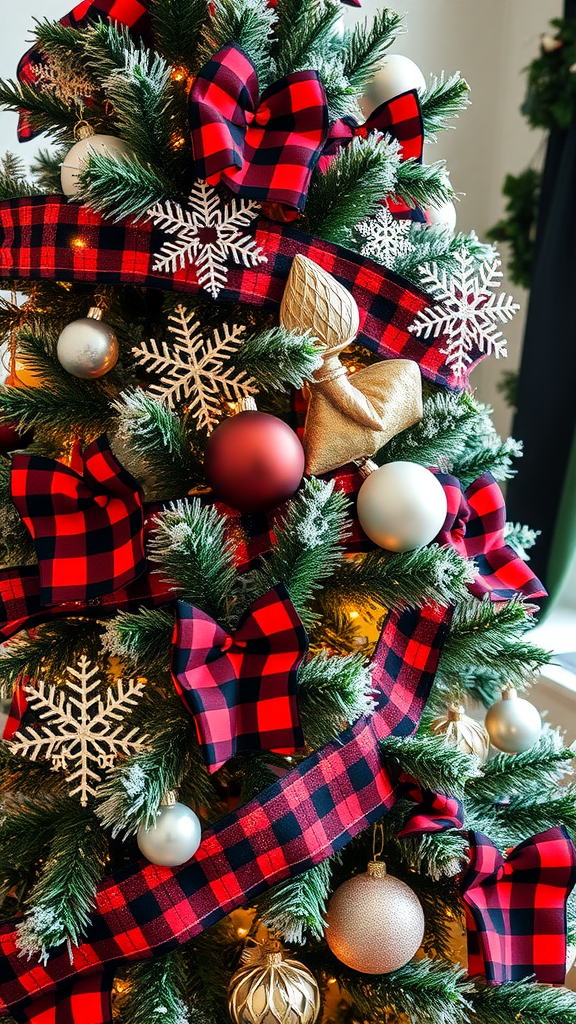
[359,54,426,118]
[485,688,542,754]
[61,131,132,198]
[356,461,448,552]
[57,307,119,379]
[137,794,202,867]
[426,198,457,234]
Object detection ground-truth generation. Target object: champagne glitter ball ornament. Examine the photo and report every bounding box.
[61,129,132,197]
[356,460,448,551]
[228,941,320,1024]
[204,398,305,513]
[136,792,201,867]
[431,704,490,763]
[325,861,425,973]
[57,307,119,379]
[359,54,426,117]
[485,687,542,754]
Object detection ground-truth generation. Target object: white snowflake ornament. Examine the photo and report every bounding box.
[408,247,520,380]
[355,205,414,269]
[147,183,267,298]
[132,304,258,430]
[8,656,147,806]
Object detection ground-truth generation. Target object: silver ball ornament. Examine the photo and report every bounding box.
[57,307,118,379]
[356,461,448,551]
[426,198,457,235]
[325,861,425,974]
[61,133,132,197]
[137,798,201,867]
[359,54,426,118]
[485,688,542,754]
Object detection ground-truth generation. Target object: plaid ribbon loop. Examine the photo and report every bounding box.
[460,827,576,984]
[10,435,146,607]
[189,43,328,211]
[171,585,307,771]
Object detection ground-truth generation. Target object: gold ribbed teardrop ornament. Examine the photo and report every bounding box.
[280,253,359,350]
[430,703,490,764]
[228,939,321,1024]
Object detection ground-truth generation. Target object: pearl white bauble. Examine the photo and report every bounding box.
[485,688,542,754]
[427,198,457,234]
[359,54,426,117]
[61,134,132,197]
[325,861,425,974]
[137,801,202,867]
[356,461,448,552]
[57,309,118,379]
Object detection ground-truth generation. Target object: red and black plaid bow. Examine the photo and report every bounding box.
[172,585,307,771]
[10,435,146,607]
[460,827,576,984]
[189,43,328,212]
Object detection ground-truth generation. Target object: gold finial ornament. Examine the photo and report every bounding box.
[228,939,321,1024]
[430,703,490,764]
[280,255,423,476]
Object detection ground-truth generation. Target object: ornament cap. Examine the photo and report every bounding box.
[367,860,387,879]
[358,457,378,478]
[265,950,284,966]
[76,121,95,140]
[161,789,178,806]
[502,687,518,701]
[87,306,105,321]
[447,703,465,722]
[238,396,258,412]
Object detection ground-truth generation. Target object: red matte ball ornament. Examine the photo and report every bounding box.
[204,408,305,513]
[0,420,33,455]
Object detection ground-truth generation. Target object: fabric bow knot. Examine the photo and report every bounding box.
[189,42,328,212]
[10,435,146,607]
[460,827,576,984]
[171,583,307,771]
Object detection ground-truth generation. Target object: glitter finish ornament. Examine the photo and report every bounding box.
[204,398,305,513]
[359,54,426,117]
[57,307,119,379]
[325,860,425,973]
[228,940,320,1024]
[431,703,490,763]
[137,792,202,867]
[485,687,542,754]
[356,460,448,551]
[61,129,132,197]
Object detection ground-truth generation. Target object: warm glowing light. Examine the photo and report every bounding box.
[327,978,337,986]
[237,927,249,938]
[171,66,187,82]
[349,610,360,620]
[171,134,186,149]
[70,235,88,250]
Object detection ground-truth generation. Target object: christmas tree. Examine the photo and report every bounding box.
[0,3,574,1023]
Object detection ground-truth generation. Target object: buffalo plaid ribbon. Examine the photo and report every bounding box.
[172,585,307,771]
[189,43,328,212]
[460,827,576,984]
[1,675,29,740]
[17,0,152,142]
[10,435,146,606]
[0,197,470,388]
[0,603,453,1020]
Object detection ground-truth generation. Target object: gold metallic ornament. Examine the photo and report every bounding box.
[280,255,422,476]
[324,860,425,974]
[228,939,320,1024]
[430,703,490,764]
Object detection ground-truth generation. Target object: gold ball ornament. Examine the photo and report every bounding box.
[324,861,425,973]
[228,942,320,1024]
[430,704,490,764]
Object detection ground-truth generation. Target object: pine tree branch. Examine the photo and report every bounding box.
[201,0,276,88]
[330,956,470,1024]
[298,650,374,748]
[273,0,343,80]
[466,788,576,850]
[234,327,323,392]
[342,10,403,92]
[120,951,190,1024]
[394,158,455,210]
[183,925,233,1024]
[469,978,576,1024]
[0,621,103,695]
[30,147,68,194]
[468,729,574,802]
[381,733,481,798]
[504,522,540,561]
[150,0,209,72]
[77,151,171,222]
[101,607,174,673]
[452,436,522,487]
[420,73,471,142]
[375,390,480,470]
[0,79,83,144]
[393,229,493,287]
[0,152,42,201]
[257,858,336,943]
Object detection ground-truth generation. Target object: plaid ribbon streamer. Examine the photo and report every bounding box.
[189,43,328,211]
[10,435,146,607]
[0,196,467,389]
[172,585,307,771]
[396,777,464,837]
[1,675,29,741]
[0,603,453,1019]
[17,0,152,142]
[460,827,576,984]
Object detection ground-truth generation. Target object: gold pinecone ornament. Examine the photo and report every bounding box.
[228,940,321,1024]
[430,703,490,763]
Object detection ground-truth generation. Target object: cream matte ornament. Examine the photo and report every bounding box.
[137,792,202,866]
[61,130,132,197]
[324,860,425,973]
[228,940,321,1024]
[431,703,490,764]
[57,307,119,379]
[356,460,448,551]
[359,54,426,117]
[485,687,542,754]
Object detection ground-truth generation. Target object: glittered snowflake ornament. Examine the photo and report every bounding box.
[355,205,414,270]
[8,656,147,806]
[408,246,520,380]
[147,182,267,298]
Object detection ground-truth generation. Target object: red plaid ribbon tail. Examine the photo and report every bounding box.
[318,89,423,181]
[460,827,576,984]
[171,584,307,771]
[9,970,114,1024]
[189,42,328,211]
[2,675,29,740]
[395,775,464,836]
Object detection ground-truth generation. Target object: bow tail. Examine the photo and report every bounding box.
[9,970,115,1024]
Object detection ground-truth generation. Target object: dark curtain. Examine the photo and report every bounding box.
[505,0,576,610]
